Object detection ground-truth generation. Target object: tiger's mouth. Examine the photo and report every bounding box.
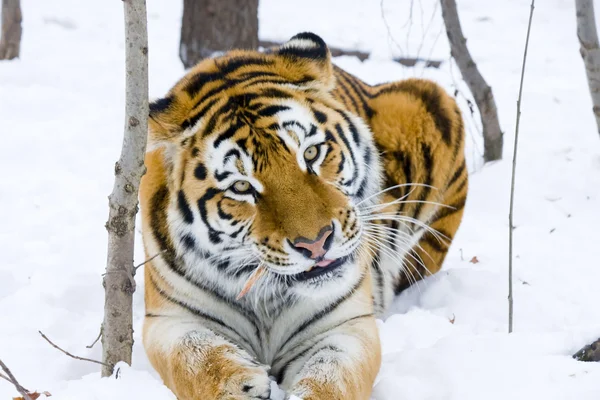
[293,255,350,281]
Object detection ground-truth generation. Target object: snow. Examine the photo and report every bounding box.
[1,0,600,399]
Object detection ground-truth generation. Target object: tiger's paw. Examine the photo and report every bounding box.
[219,361,272,400]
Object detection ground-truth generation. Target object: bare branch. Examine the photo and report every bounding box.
[0,358,31,400]
[508,0,536,334]
[380,0,404,56]
[39,331,110,368]
[134,251,162,271]
[86,326,103,349]
[440,0,503,162]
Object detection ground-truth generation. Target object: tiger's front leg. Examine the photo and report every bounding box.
[143,316,272,400]
[279,317,381,400]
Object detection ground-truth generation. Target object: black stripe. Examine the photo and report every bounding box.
[184,71,224,97]
[229,224,245,239]
[145,313,168,318]
[149,95,174,114]
[313,108,327,124]
[335,123,358,185]
[282,121,307,135]
[217,198,233,220]
[177,190,194,223]
[224,148,241,162]
[412,143,433,222]
[197,188,223,244]
[421,231,449,253]
[341,112,361,146]
[182,98,219,130]
[335,77,360,116]
[370,248,384,310]
[455,176,468,194]
[219,56,274,75]
[260,87,294,99]
[150,186,187,277]
[337,152,345,174]
[336,71,374,119]
[180,233,196,250]
[276,338,328,384]
[448,161,466,188]
[306,124,318,137]
[194,163,207,180]
[355,178,367,199]
[429,197,466,226]
[394,251,418,295]
[280,272,366,352]
[201,101,235,137]
[215,170,232,182]
[147,273,255,352]
[325,129,337,143]
[213,123,242,148]
[388,220,400,252]
[275,313,371,383]
[354,149,372,199]
[258,104,291,118]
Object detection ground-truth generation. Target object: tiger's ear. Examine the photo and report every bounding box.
[272,32,334,92]
[147,94,194,149]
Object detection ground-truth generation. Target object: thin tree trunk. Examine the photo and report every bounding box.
[440,0,503,162]
[576,0,600,138]
[179,0,258,68]
[101,0,148,377]
[0,0,22,60]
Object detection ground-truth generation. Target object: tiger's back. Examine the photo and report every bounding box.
[332,66,467,311]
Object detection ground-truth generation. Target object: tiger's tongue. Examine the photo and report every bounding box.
[315,259,333,267]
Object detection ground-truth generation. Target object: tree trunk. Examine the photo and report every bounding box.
[179,0,258,69]
[440,0,503,162]
[576,0,600,138]
[101,0,148,378]
[0,0,22,60]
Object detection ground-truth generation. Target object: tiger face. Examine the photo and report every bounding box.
[148,33,381,295]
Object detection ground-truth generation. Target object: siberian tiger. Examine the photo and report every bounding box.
[140,32,467,400]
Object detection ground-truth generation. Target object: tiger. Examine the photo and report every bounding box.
[139,32,467,400]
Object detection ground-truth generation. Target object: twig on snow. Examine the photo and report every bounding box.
[508,0,535,334]
[0,358,32,400]
[39,331,110,367]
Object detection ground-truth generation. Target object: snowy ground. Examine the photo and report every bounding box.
[1,0,600,399]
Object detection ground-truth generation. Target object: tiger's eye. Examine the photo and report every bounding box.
[233,180,251,193]
[304,145,319,162]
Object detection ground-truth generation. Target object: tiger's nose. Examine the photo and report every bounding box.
[291,225,334,260]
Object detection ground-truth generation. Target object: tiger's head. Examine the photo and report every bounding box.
[148,33,381,295]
